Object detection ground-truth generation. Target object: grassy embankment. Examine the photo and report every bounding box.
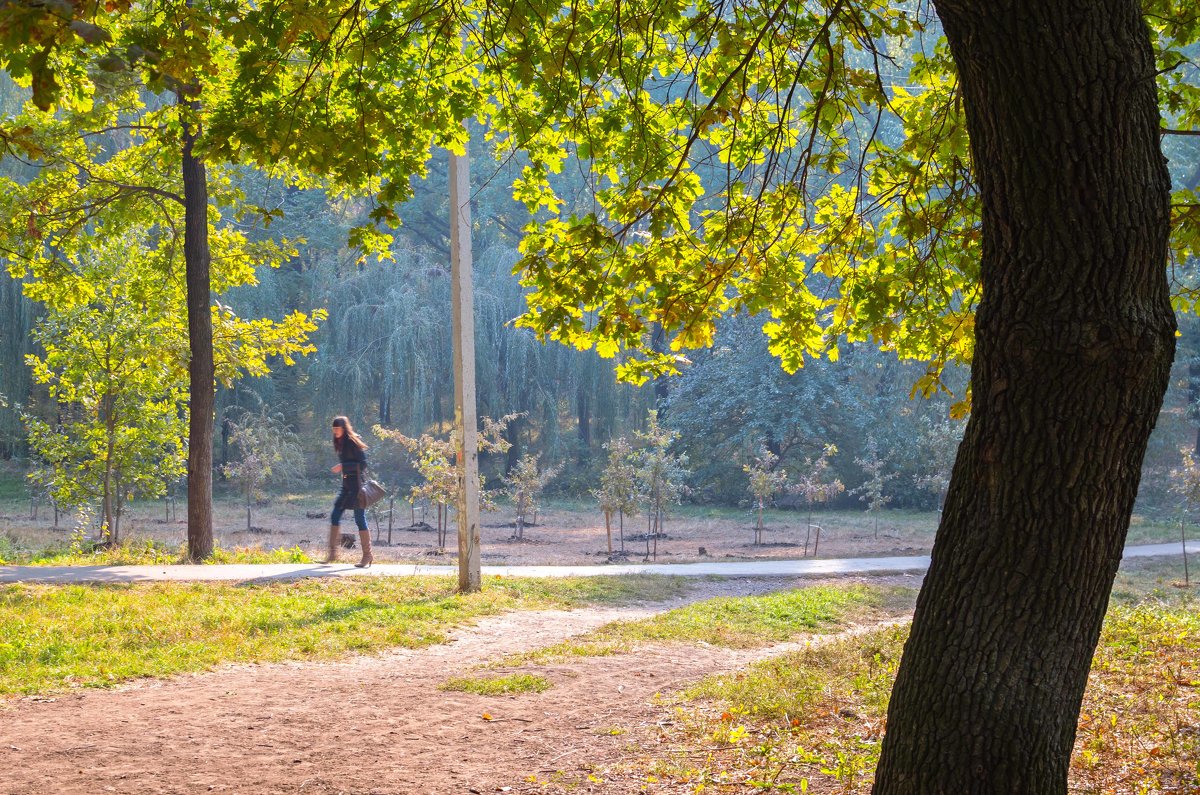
[0,574,689,697]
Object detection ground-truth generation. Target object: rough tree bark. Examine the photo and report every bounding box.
[873,2,1175,793]
[181,101,215,562]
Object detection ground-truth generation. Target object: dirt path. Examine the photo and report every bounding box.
[0,577,900,795]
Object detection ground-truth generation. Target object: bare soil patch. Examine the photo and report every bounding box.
[1,490,944,567]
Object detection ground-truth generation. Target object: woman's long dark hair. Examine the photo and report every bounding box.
[332,416,368,453]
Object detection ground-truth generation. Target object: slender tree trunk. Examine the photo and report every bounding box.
[114,473,123,544]
[0,276,35,459]
[181,98,215,562]
[577,385,591,459]
[1183,519,1191,587]
[1186,343,1200,455]
[873,3,1175,792]
[102,394,116,543]
[805,503,813,556]
[516,494,525,540]
[220,416,231,477]
[504,415,523,473]
[380,377,392,426]
[645,489,656,560]
[652,505,659,560]
[433,377,444,434]
[650,323,669,410]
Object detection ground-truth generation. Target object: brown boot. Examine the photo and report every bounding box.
[355,529,373,568]
[325,525,340,563]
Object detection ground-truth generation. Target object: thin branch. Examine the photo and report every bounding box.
[90,177,184,206]
[81,124,161,137]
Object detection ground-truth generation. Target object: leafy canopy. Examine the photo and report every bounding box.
[4,0,1197,401]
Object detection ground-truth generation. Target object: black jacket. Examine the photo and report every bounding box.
[337,441,367,492]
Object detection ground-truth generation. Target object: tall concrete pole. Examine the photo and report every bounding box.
[450,139,481,593]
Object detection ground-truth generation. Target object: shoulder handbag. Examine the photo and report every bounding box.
[358,478,387,510]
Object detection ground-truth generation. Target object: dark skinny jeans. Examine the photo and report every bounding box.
[330,469,368,531]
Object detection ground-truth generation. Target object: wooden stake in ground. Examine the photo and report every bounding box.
[450,137,481,594]
[1182,519,1190,587]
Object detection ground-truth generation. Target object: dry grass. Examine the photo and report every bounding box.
[509,559,1197,794]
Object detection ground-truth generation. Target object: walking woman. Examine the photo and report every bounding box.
[327,416,373,567]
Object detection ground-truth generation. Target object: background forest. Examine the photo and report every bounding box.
[0,26,1197,539]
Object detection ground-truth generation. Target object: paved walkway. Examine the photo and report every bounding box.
[0,541,1195,584]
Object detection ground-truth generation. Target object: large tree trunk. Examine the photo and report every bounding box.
[181,102,215,562]
[873,2,1175,793]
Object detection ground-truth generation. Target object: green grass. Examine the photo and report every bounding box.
[684,623,906,720]
[644,570,1197,794]
[0,474,26,501]
[0,538,315,566]
[0,574,688,697]
[1111,555,1196,606]
[1124,515,1197,545]
[1077,600,1200,790]
[441,673,553,695]
[665,600,1199,793]
[646,622,903,792]
[0,534,21,565]
[492,584,917,667]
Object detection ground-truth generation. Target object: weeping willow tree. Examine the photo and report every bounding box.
[299,240,653,475]
[306,246,454,433]
[473,247,653,472]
